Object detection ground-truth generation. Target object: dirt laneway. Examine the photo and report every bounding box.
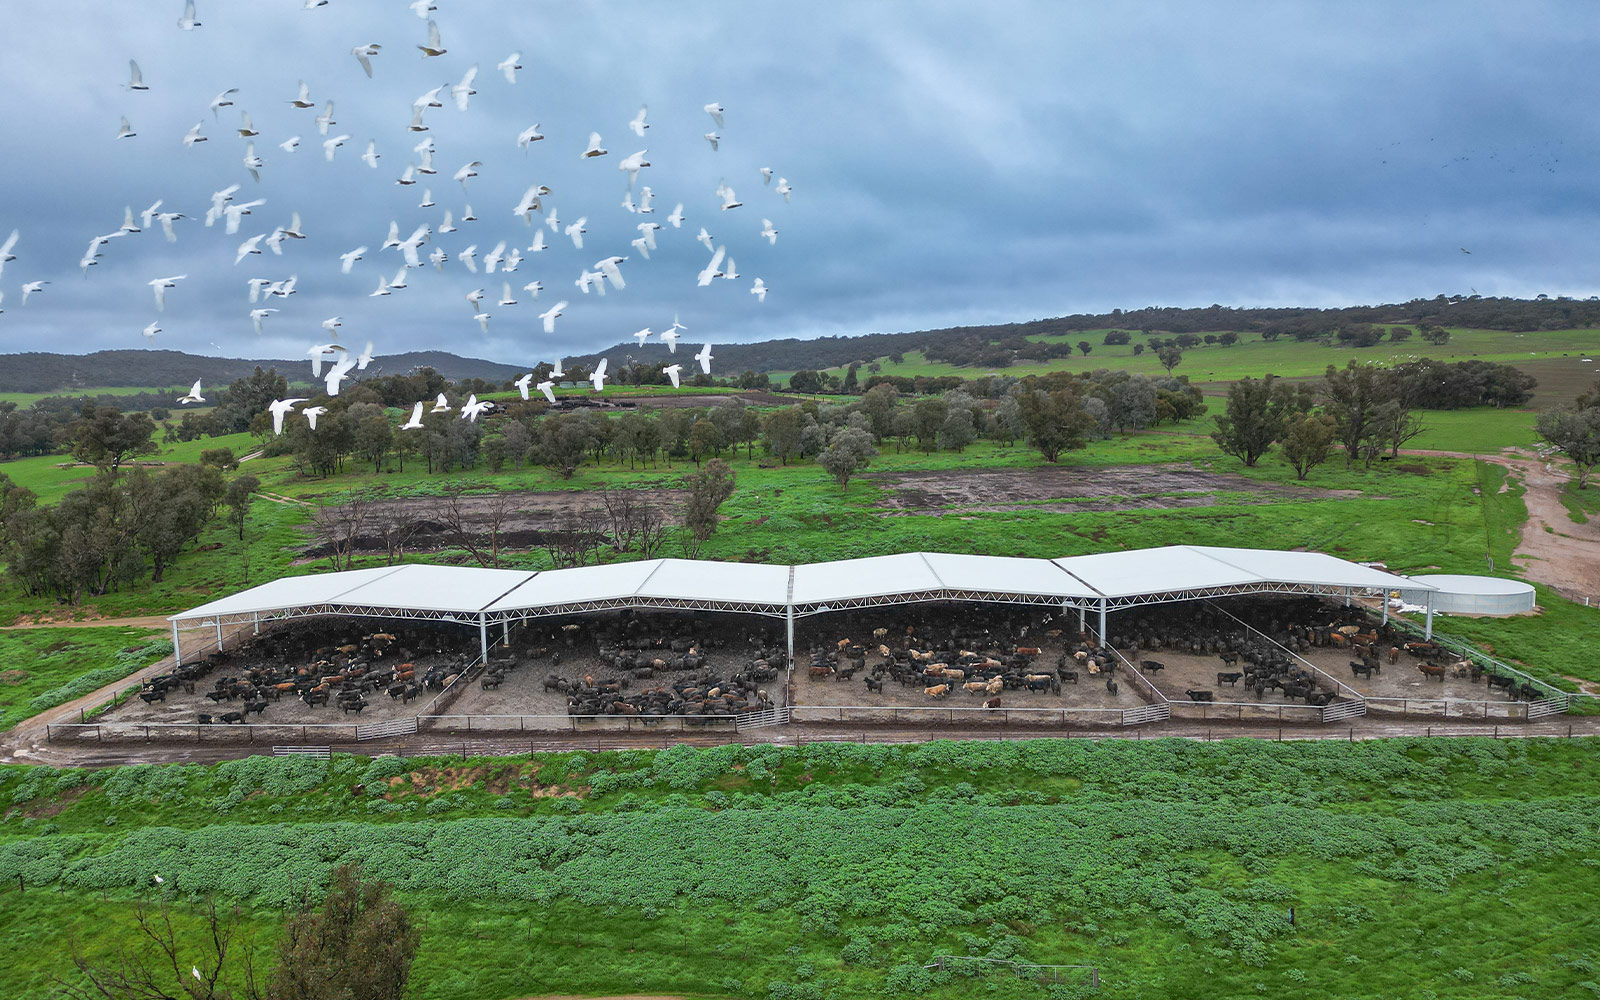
[1408,449,1600,601]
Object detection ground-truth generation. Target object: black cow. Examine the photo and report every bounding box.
[220,711,245,724]
[1140,660,1165,673]
[1185,689,1214,703]
[1216,672,1243,687]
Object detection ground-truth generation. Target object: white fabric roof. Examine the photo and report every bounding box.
[172,545,1435,624]
[174,566,409,620]
[790,553,943,605]
[634,559,791,606]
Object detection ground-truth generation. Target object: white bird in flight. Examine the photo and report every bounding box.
[704,102,725,127]
[324,353,357,395]
[250,308,277,334]
[565,217,587,249]
[498,52,522,83]
[454,160,481,191]
[629,106,649,137]
[400,402,425,429]
[21,281,48,304]
[499,282,517,307]
[776,177,793,202]
[178,0,201,29]
[361,140,381,169]
[522,279,542,298]
[268,398,307,435]
[323,134,351,161]
[594,256,627,290]
[142,321,161,344]
[182,122,208,147]
[536,380,556,404]
[303,405,328,430]
[633,327,652,347]
[116,117,137,140]
[307,343,340,376]
[178,380,205,404]
[589,358,609,392]
[704,132,720,151]
[539,300,567,333]
[452,66,478,110]
[289,80,315,109]
[461,395,493,422]
[279,135,300,153]
[514,373,533,400]
[127,60,149,91]
[431,393,451,412]
[148,275,186,310]
[663,364,683,388]
[235,235,265,264]
[695,343,715,375]
[339,246,367,273]
[697,246,726,286]
[315,102,337,135]
[719,183,743,211]
[418,20,447,57]
[517,124,544,149]
[761,219,778,245]
[618,150,650,186]
[243,142,263,182]
[236,111,258,137]
[352,43,381,78]
[581,132,607,158]
[668,203,686,228]
[751,278,768,302]
[357,341,375,369]
[209,88,237,117]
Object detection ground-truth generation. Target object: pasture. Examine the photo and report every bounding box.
[0,629,166,732]
[1,738,1599,999]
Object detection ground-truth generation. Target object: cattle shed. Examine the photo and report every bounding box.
[169,546,1438,665]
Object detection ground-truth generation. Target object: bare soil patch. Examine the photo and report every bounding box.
[304,489,687,559]
[864,463,1359,515]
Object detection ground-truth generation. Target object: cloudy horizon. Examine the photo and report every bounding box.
[1,1,1596,368]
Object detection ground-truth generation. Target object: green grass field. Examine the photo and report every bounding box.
[0,629,166,731]
[1,738,1598,1000]
[781,326,1599,386]
[0,431,261,505]
[0,385,180,407]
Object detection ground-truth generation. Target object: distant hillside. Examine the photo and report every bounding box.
[567,295,1600,374]
[0,350,526,393]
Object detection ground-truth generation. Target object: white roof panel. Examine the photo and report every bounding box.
[170,566,407,622]
[791,553,943,605]
[635,559,791,606]
[920,552,1097,599]
[336,564,536,614]
[1054,546,1260,598]
[1185,546,1436,592]
[487,559,666,612]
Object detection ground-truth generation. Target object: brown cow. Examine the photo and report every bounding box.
[1418,663,1446,681]
[983,696,1002,709]
[963,681,990,696]
[923,684,950,699]
[1016,647,1042,657]
[1388,646,1400,664]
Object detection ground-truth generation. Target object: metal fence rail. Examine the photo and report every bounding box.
[789,704,1148,727]
[417,713,740,732]
[1356,604,1569,706]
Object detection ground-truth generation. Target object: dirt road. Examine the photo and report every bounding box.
[1,616,170,631]
[1406,449,1600,600]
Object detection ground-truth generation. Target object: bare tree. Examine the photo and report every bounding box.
[373,504,426,566]
[435,488,516,568]
[311,494,370,572]
[60,897,261,1000]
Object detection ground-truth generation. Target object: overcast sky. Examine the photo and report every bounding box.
[1,1,1596,368]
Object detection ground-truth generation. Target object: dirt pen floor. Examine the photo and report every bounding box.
[99,612,790,735]
[789,603,1152,725]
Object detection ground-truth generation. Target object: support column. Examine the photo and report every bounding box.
[252,612,260,635]
[1382,593,1389,625]
[215,620,224,652]
[501,620,509,644]
[1078,604,1086,634]
[1097,599,1108,645]
[478,614,490,664]
[786,606,795,670]
[171,621,182,666]
[1424,592,1434,640]
[1344,587,1352,607]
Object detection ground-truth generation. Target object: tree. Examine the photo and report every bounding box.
[1419,325,1451,345]
[1218,332,1239,347]
[912,397,947,454]
[223,475,259,542]
[1132,342,1145,356]
[1378,404,1427,458]
[537,413,588,478]
[991,395,1024,447]
[350,404,393,472]
[1107,375,1157,433]
[310,494,369,571]
[1537,406,1600,489]
[200,448,239,471]
[436,487,515,568]
[1210,375,1298,467]
[1156,346,1183,373]
[858,383,899,443]
[1279,412,1337,479]
[682,459,735,555]
[789,369,823,394]
[1102,330,1131,346]
[687,418,722,465]
[1076,341,1092,356]
[936,391,977,452]
[1016,386,1094,463]
[1323,361,1386,469]
[61,897,261,1000]
[761,406,804,464]
[269,864,420,1000]
[70,406,157,470]
[819,426,878,489]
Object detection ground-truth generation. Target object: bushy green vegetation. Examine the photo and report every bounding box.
[0,630,166,730]
[1,738,1598,999]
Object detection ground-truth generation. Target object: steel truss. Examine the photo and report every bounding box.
[790,589,1069,618]
[487,596,790,623]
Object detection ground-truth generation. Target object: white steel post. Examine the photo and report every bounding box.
[171,621,182,665]
[1424,592,1434,640]
[253,611,260,635]
[1098,599,1108,645]
[1382,593,1389,625]
[1344,587,1351,607]
[215,620,224,652]
[479,614,490,664]
[1078,604,1086,633]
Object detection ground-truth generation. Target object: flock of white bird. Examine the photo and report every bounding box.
[0,0,794,433]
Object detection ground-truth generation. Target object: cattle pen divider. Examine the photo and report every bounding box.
[788,705,1162,727]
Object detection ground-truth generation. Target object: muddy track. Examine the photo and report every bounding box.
[1405,449,1600,600]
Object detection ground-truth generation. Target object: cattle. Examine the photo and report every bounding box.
[138,689,166,704]
[808,665,836,680]
[964,680,991,696]
[242,701,267,716]
[1016,647,1042,657]
[482,674,504,690]
[197,713,214,725]
[864,676,884,693]
[340,698,369,715]
[220,711,245,724]
[1516,682,1542,702]
[1185,689,1214,702]
[1486,674,1517,693]
[1105,676,1118,696]
[983,697,1002,709]
[1388,645,1401,664]
[1219,652,1240,668]
[1216,672,1243,687]
[1060,669,1078,685]
[1349,660,1376,680]
[1417,663,1446,681]
[1141,660,1165,673]
[1307,691,1336,707]
[923,684,950,700]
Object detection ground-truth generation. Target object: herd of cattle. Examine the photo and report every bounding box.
[801,606,1123,706]
[137,623,471,724]
[514,616,781,718]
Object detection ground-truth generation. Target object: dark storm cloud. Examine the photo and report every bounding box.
[0,1,1595,370]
